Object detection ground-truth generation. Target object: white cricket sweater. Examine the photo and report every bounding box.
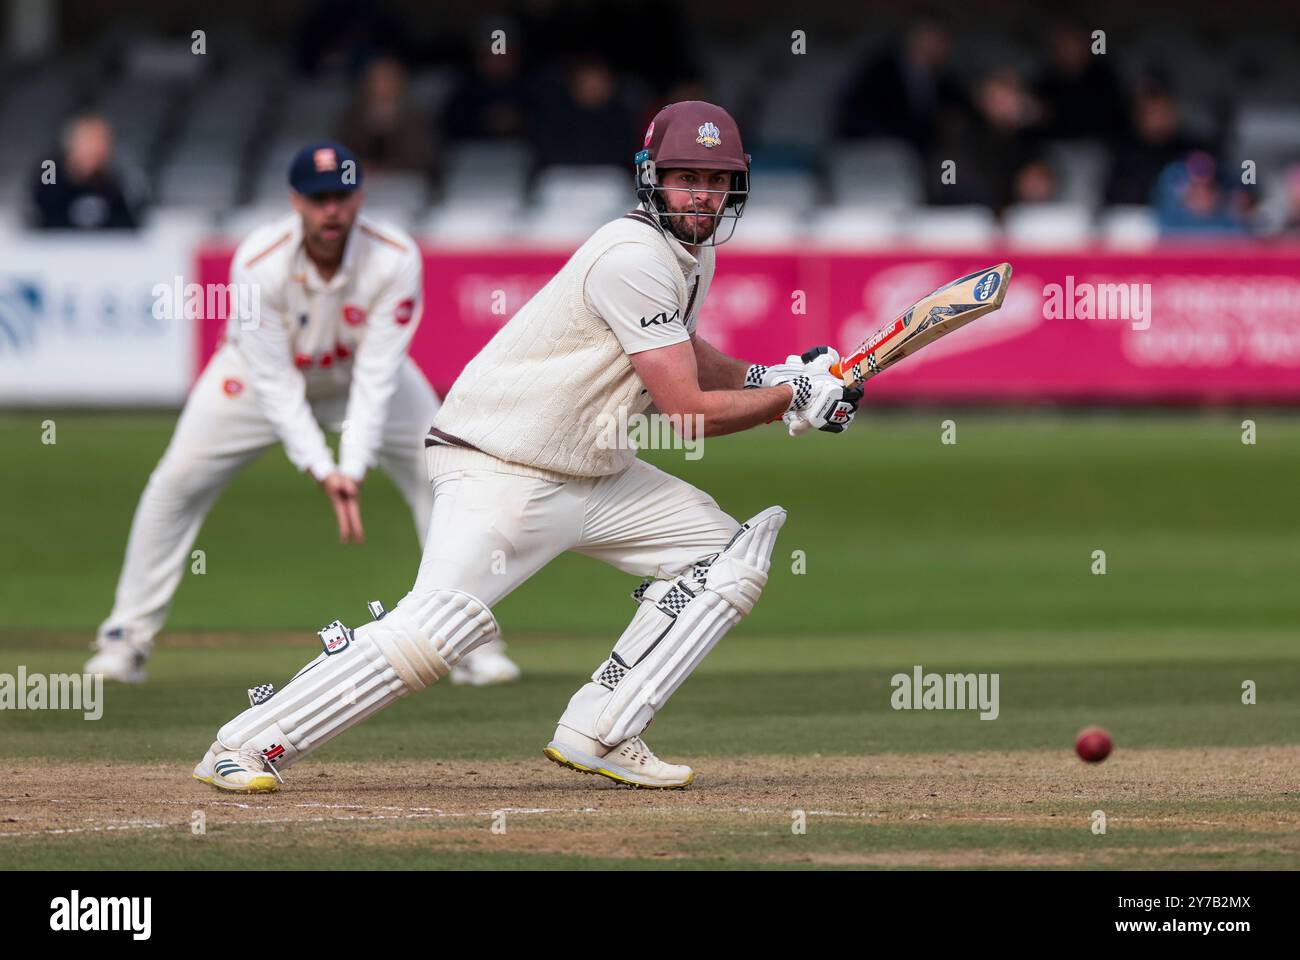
[429,207,715,479]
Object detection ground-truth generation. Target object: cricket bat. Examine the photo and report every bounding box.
[830,262,1013,386]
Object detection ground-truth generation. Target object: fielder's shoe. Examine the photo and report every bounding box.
[543,728,694,789]
[193,742,280,793]
[85,633,148,684]
[450,638,522,686]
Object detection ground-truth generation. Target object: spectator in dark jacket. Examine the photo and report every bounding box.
[440,41,533,141]
[32,114,142,230]
[1106,82,1206,205]
[835,18,966,151]
[337,56,435,174]
[931,68,1053,213]
[1034,22,1129,141]
[529,52,635,169]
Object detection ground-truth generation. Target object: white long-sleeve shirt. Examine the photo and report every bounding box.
[227,213,423,481]
[431,205,714,478]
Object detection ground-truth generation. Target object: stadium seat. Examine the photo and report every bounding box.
[250,137,315,205]
[440,140,532,211]
[98,80,174,162]
[156,163,240,210]
[828,139,923,209]
[517,205,617,245]
[746,169,819,213]
[357,205,417,232]
[1099,205,1160,250]
[697,43,763,123]
[421,204,521,245]
[217,205,293,241]
[406,67,459,114]
[1044,140,1109,210]
[902,206,999,249]
[808,206,900,249]
[143,208,218,239]
[123,38,209,81]
[752,56,854,151]
[173,134,255,171]
[362,172,430,211]
[1234,105,1300,159]
[277,79,351,139]
[1004,203,1094,249]
[531,165,631,221]
[726,207,805,248]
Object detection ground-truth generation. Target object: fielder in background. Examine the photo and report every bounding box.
[194,102,862,794]
[89,140,520,688]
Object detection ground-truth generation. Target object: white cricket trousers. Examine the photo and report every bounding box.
[99,343,438,650]
[400,443,742,733]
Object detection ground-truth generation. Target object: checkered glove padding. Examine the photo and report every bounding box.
[744,344,841,391]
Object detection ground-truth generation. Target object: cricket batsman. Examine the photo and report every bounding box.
[193,103,862,793]
[90,141,520,688]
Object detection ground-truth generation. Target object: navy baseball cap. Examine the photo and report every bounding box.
[288,140,363,195]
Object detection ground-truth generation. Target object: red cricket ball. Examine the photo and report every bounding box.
[1075,726,1113,763]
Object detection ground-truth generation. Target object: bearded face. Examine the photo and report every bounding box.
[655,168,734,244]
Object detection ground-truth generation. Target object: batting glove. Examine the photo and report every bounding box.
[744,345,842,390]
[782,374,863,437]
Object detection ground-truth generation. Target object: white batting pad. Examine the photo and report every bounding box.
[216,589,497,770]
[565,506,785,746]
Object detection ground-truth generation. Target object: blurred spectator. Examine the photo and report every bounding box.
[337,56,435,174]
[1105,81,1206,205]
[31,113,143,230]
[441,40,532,141]
[835,18,966,151]
[515,0,694,98]
[1015,159,1059,205]
[296,0,411,77]
[1034,22,1128,141]
[515,0,588,76]
[596,0,698,98]
[1153,150,1250,234]
[932,68,1053,213]
[529,53,635,169]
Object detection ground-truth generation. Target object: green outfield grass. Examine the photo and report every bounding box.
[2,411,1299,636]
[1,629,1298,763]
[1,411,1297,869]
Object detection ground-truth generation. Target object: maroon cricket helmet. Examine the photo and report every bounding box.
[634,100,751,246]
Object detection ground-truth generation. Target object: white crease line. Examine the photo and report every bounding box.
[4,801,1287,840]
[0,804,888,839]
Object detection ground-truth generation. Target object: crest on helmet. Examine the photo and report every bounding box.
[695,122,721,148]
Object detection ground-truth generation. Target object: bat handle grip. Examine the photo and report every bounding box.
[829,360,855,386]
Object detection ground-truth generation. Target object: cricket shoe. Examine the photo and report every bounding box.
[543,729,694,789]
[449,638,521,686]
[193,742,280,793]
[84,632,148,684]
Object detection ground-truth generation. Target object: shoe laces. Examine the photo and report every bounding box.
[622,737,656,763]
[240,747,283,784]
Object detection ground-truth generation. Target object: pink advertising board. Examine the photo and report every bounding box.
[196,245,1300,403]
